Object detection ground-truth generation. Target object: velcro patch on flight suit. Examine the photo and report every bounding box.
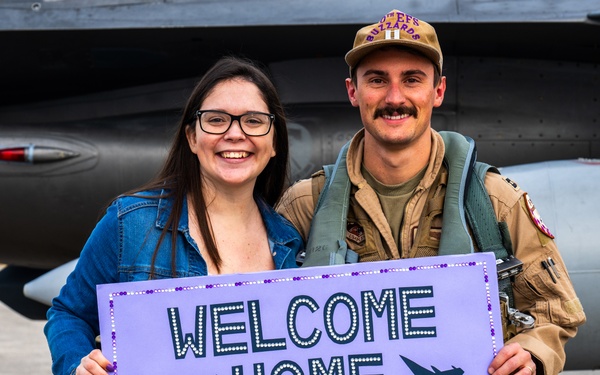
[502,176,520,191]
[524,192,555,239]
[412,226,442,242]
[346,222,365,244]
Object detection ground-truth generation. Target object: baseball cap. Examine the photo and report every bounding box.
[345,9,443,74]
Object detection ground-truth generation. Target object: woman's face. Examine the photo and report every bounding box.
[186,78,276,193]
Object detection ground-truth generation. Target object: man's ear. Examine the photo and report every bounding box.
[434,76,446,108]
[346,78,359,108]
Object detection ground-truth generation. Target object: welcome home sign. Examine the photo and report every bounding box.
[97,252,503,374]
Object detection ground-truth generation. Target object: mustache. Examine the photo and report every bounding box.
[373,106,417,120]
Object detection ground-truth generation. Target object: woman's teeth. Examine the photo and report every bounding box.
[221,151,249,159]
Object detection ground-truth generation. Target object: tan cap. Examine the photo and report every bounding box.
[345,9,443,74]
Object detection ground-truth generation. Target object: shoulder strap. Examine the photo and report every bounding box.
[437,131,477,254]
[303,141,358,266]
[467,162,516,306]
[439,132,515,306]
[438,131,512,259]
[466,162,511,259]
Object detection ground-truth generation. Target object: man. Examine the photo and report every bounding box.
[276,9,585,375]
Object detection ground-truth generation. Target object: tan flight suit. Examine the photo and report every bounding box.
[276,129,585,375]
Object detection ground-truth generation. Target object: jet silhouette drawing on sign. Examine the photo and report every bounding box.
[400,355,464,375]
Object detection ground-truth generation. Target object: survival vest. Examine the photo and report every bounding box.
[303,131,516,304]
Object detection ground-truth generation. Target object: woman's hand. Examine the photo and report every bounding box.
[76,349,113,375]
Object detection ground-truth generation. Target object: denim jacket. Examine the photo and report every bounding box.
[45,190,303,375]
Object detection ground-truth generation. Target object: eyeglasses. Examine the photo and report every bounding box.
[195,110,274,137]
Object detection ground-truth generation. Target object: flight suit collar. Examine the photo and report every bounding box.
[345,129,446,193]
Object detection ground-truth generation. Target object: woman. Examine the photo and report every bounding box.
[44,56,303,375]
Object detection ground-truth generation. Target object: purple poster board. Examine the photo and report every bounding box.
[97,252,503,374]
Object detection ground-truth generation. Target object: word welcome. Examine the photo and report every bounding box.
[168,286,435,360]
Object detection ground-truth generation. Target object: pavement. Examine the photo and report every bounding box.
[0,300,52,375]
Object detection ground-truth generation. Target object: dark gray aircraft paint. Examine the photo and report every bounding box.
[0,0,598,370]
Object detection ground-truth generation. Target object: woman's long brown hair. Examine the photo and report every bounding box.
[122,56,289,276]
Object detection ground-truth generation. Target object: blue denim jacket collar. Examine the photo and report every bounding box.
[155,189,300,252]
[155,189,187,232]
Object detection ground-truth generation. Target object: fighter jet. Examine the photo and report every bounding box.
[0,0,598,371]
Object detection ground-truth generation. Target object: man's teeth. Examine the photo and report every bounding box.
[383,114,410,120]
[221,151,249,159]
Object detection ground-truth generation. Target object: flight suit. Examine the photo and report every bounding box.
[276,129,586,375]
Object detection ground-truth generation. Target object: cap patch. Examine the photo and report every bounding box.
[366,12,422,43]
[524,193,554,239]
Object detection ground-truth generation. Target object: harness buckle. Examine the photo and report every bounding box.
[500,292,535,330]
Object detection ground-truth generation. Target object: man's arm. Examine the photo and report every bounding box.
[276,176,322,243]
[487,173,586,374]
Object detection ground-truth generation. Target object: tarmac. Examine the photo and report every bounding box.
[0,300,52,375]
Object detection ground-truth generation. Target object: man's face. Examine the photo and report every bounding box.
[346,48,446,150]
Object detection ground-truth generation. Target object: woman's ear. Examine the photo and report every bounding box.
[185,124,198,155]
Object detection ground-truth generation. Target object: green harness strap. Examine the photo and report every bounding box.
[303,141,358,267]
[438,132,515,304]
[436,132,477,254]
[467,162,513,259]
[303,132,514,301]
[437,132,510,258]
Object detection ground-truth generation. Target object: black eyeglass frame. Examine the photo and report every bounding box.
[195,110,275,137]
